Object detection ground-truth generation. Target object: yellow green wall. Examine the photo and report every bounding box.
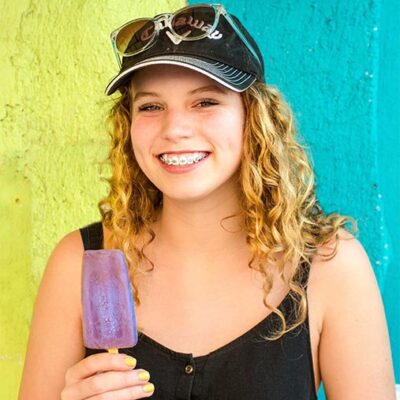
[0,1,184,398]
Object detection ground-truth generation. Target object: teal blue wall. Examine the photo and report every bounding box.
[188,0,399,396]
[377,0,400,387]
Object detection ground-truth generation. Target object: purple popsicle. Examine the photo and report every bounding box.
[82,249,138,352]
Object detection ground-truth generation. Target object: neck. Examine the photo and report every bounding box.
[160,196,243,248]
[146,187,251,276]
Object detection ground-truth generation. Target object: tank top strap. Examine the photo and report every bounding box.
[79,221,104,250]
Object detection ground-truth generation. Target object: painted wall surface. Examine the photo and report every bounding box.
[2,0,399,399]
[189,0,400,396]
[0,1,184,398]
[377,0,400,390]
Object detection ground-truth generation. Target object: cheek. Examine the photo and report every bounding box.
[130,127,153,178]
[224,114,245,166]
[130,119,153,157]
[217,111,245,153]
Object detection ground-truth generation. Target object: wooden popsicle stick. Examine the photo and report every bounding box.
[107,348,119,353]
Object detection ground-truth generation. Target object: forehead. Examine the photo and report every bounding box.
[130,64,226,92]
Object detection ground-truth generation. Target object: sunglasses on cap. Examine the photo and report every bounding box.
[110,3,262,68]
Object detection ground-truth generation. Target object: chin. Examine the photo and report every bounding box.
[160,183,220,203]
[161,178,239,205]
[163,190,212,203]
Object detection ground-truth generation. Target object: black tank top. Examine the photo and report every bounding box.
[80,222,317,400]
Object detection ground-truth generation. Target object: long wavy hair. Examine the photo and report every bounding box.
[98,80,356,340]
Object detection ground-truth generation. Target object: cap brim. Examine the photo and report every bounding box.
[105,55,256,96]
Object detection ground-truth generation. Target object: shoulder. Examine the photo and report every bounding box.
[51,220,105,257]
[45,221,107,294]
[307,230,395,398]
[38,228,86,317]
[308,229,378,310]
[46,228,85,278]
[307,229,380,327]
[313,228,370,268]
[51,228,85,259]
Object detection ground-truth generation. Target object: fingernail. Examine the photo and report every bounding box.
[124,357,137,367]
[143,382,155,393]
[138,370,150,381]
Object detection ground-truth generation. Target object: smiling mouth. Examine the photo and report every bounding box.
[158,152,210,166]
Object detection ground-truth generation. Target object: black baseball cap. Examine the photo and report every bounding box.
[105,6,265,95]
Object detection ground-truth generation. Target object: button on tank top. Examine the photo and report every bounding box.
[80,222,317,400]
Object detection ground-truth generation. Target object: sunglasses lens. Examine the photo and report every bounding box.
[172,6,216,38]
[116,19,155,55]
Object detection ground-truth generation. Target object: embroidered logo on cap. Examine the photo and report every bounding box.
[149,15,223,46]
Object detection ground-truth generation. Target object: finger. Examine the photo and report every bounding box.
[65,353,137,383]
[65,369,151,399]
[85,381,155,400]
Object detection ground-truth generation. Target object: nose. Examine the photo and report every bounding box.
[161,109,194,142]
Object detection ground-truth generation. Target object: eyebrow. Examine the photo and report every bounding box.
[132,84,228,103]
[189,85,228,95]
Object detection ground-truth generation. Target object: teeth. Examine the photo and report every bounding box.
[160,152,208,166]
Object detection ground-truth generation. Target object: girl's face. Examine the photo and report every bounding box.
[130,64,245,203]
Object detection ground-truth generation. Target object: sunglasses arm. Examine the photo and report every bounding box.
[110,33,122,68]
[223,13,262,67]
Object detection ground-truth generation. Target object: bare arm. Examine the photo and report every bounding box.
[317,232,395,399]
[18,230,86,398]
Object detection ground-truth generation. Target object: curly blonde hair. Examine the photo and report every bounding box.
[98,80,356,340]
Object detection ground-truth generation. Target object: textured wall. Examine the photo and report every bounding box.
[0,1,184,398]
[2,0,399,398]
[193,0,400,395]
[377,0,400,387]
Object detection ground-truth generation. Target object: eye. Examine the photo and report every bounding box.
[137,103,162,112]
[196,99,219,108]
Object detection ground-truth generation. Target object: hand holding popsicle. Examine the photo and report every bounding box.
[60,353,155,399]
[59,249,155,399]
